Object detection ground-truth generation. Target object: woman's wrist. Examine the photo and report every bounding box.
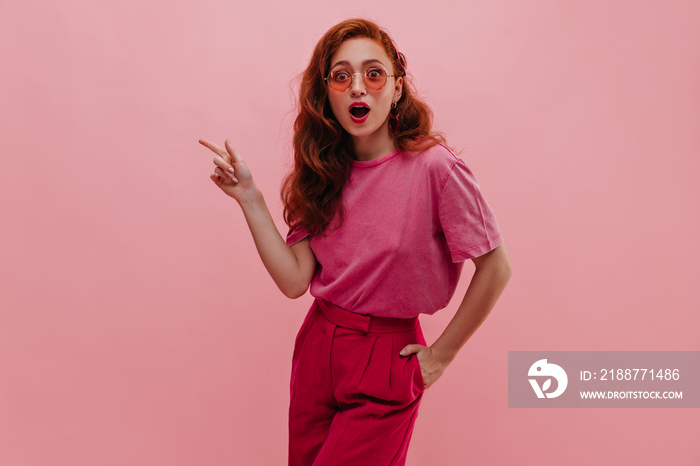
[237,184,263,210]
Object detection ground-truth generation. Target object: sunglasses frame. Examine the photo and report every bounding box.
[324,69,397,92]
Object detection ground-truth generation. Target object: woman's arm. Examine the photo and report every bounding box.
[200,138,316,299]
[239,190,316,299]
[400,243,512,389]
[430,243,512,363]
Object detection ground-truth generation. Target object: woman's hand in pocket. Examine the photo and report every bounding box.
[399,344,450,390]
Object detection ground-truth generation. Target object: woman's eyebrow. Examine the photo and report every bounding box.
[330,59,386,69]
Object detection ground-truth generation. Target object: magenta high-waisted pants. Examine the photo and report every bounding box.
[289,298,426,465]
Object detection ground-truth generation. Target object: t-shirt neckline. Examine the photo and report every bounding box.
[351,148,401,168]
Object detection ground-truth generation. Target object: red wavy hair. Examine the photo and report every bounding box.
[281,18,446,238]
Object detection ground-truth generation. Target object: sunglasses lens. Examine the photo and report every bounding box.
[328,71,351,91]
[363,69,386,90]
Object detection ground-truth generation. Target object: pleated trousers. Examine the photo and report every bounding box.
[289,298,426,466]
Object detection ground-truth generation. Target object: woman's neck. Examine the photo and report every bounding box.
[351,127,397,162]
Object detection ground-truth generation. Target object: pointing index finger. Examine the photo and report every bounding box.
[199,138,232,163]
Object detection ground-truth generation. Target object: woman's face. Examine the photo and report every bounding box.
[326,37,403,143]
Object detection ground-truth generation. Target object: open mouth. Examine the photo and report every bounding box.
[350,106,370,118]
[348,102,371,122]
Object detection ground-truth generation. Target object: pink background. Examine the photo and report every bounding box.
[1,1,698,465]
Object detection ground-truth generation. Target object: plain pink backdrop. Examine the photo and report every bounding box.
[1,1,699,465]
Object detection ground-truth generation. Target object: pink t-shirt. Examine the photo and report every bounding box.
[285,143,503,319]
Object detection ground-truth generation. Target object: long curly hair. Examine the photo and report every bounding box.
[281,18,446,238]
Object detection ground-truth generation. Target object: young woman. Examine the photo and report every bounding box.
[200,18,512,466]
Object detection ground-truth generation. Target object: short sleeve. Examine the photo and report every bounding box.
[285,223,310,247]
[438,158,503,262]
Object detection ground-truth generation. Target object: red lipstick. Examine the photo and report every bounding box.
[348,102,371,124]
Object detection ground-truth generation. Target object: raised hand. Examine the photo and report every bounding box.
[199,138,257,205]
